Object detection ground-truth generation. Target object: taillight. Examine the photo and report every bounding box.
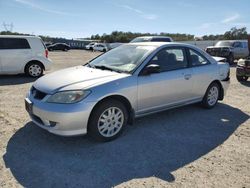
[45,49,48,58]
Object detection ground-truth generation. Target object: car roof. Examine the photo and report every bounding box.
[0,35,40,39]
[126,41,195,48]
[217,40,246,43]
[136,36,172,39]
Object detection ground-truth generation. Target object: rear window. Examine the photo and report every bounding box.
[130,37,152,43]
[151,38,171,42]
[0,38,30,49]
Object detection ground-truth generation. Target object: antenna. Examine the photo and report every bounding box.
[3,22,14,32]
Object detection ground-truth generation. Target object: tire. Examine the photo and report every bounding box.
[202,82,220,109]
[236,75,248,82]
[227,53,234,65]
[103,49,107,52]
[25,62,43,77]
[88,99,128,142]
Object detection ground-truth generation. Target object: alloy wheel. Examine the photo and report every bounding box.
[97,107,124,137]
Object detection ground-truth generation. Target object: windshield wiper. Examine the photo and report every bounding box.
[94,65,114,71]
[93,65,124,73]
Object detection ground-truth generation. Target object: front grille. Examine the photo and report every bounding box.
[31,114,44,125]
[207,48,229,57]
[31,87,47,100]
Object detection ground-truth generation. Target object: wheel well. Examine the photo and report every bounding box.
[24,60,45,72]
[87,95,134,131]
[210,80,224,100]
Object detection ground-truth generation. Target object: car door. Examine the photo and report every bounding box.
[0,38,31,73]
[241,42,249,57]
[137,47,194,114]
[187,48,216,98]
[54,44,60,50]
[233,42,244,58]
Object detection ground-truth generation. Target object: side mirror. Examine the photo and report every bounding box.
[141,64,161,75]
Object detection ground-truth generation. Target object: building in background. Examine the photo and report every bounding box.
[47,38,100,49]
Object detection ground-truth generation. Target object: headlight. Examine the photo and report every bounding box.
[46,90,91,104]
[237,59,245,66]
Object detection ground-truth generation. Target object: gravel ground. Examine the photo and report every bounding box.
[0,50,249,188]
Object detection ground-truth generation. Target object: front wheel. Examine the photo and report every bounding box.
[202,83,220,109]
[236,75,248,82]
[25,62,43,77]
[88,99,128,141]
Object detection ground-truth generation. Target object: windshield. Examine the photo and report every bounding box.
[130,37,152,43]
[88,44,156,73]
[215,41,233,47]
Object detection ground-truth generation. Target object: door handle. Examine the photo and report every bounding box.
[184,74,192,80]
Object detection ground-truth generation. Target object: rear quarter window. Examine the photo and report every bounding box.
[28,38,46,51]
[0,38,30,49]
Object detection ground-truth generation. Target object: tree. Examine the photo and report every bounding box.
[223,27,248,40]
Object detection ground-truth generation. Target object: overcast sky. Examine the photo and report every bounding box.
[0,0,249,39]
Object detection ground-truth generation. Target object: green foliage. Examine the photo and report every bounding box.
[202,27,248,40]
[90,31,195,42]
[223,27,248,40]
[1,27,249,43]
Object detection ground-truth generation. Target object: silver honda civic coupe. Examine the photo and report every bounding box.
[25,42,230,141]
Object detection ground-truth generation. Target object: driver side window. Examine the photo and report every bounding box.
[150,47,187,72]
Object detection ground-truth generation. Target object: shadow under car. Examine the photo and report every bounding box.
[3,103,249,188]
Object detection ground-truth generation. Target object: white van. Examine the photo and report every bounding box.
[0,35,52,77]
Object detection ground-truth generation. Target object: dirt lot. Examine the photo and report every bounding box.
[0,50,249,188]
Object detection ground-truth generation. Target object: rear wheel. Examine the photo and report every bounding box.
[236,75,248,82]
[202,83,220,109]
[88,99,128,141]
[25,62,43,77]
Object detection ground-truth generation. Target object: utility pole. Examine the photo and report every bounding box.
[3,22,14,32]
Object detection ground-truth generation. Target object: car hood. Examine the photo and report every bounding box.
[207,46,232,49]
[212,56,227,62]
[33,66,130,94]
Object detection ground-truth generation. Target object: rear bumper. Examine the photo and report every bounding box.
[43,58,53,71]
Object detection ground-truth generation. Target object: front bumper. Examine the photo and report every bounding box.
[236,66,250,77]
[25,97,96,136]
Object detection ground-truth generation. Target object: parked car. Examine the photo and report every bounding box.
[236,58,250,82]
[130,36,173,43]
[25,42,230,141]
[85,42,96,50]
[44,42,53,47]
[47,43,70,51]
[205,40,249,64]
[93,43,108,52]
[0,35,52,77]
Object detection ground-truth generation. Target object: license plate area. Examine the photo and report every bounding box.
[25,98,33,114]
